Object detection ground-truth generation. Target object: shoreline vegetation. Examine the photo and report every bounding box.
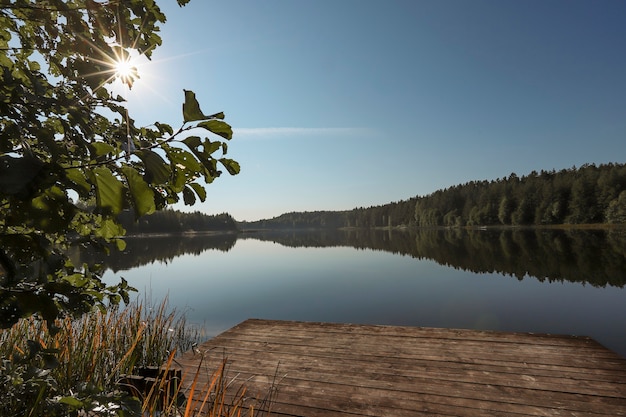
[125,230,239,238]
[117,220,626,238]
[243,222,626,232]
[0,298,266,416]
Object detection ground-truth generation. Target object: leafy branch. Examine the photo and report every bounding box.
[0,0,240,332]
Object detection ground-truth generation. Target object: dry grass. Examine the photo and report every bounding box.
[0,298,274,416]
[140,349,280,416]
[0,297,202,390]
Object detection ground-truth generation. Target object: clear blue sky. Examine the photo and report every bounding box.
[121,0,626,221]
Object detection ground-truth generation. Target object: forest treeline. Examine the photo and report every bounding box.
[118,210,238,234]
[239,163,626,229]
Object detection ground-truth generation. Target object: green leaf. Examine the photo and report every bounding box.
[208,111,225,119]
[189,182,206,202]
[183,185,196,205]
[115,238,126,251]
[182,135,202,149]
[165,147,203,192]
[197,120,233,140]
[137,150,171,184]
[64,168,91,195]
[183,89,207,122]
[59,397,84,408]
[62,274,90,288]
[98,218,125,239]
[27,186,74,232]
[121,166,156,217]
[219,158,241,175]
[90,167,125,214]
[28,60,41,71]
[154,121,174,135]
[183,136,221,158]
[204,140,222,155]
[89,142,116,157]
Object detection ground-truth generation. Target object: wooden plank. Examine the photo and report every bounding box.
[177,356,626,415]
[190,334,626,382]
[235,319,624,361]
[175,319,626,416]
[202,334,626,372]
[189,353,626,399]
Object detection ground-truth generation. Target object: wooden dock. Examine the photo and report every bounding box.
[174,319,626,416]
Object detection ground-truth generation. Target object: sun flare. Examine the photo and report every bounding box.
[113,56,138,87]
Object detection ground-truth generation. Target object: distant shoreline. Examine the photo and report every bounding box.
[121,223,626,237]
[124,230,238,238]
[240,223,626,233]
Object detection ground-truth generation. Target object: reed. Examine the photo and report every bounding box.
[0,297,201,389]
[0,297,272,416]
[148,348,278,417]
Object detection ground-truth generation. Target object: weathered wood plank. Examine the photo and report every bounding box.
[177,357,626,415]
[232,319,624,360]
[186,337,626,383]
[198,335,625,373]
[241,319,600,346]
[175,319,626,416]
[185,353,626,399]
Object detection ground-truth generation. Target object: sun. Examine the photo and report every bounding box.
[113,56,138,87]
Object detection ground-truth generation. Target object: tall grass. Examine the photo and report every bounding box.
[0,297,202,391]
[152,350,281,417]
[0,298,272,416]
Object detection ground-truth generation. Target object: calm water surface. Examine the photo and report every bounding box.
[103,230,626,357]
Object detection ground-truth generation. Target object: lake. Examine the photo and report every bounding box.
[100,228,626,357]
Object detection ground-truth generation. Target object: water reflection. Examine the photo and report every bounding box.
[246,228,626,287]
[90,228,626,287]
[76,232,237,273]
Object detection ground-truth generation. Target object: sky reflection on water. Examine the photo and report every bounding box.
[105,238,626,357]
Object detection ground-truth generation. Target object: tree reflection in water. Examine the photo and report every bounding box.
[242,228,626,288]
[79,228,626,288]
